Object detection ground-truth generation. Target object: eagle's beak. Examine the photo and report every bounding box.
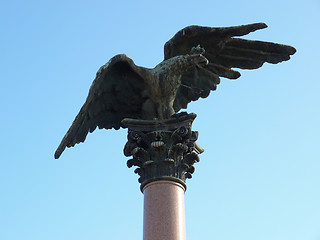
[198,55,209,66]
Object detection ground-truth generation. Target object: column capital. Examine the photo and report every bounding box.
[122,112,204,192]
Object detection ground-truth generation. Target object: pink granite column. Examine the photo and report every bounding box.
[143,180,186,240]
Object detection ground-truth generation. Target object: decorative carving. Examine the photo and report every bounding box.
[122,113,204,191]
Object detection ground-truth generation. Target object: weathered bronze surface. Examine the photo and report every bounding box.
[55,23,296,159]
[122,113,202,191]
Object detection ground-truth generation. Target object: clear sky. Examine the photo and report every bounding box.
[1,0,319,239]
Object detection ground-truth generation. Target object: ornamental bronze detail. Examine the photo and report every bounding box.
[122,113,203,191]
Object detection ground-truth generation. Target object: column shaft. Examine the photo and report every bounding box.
[143,181,186,240]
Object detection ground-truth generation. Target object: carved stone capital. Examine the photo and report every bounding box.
[122,113,204,192]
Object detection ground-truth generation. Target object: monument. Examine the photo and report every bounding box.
[55,23,295,240]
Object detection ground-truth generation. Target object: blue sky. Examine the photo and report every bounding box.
[1,0,319,239]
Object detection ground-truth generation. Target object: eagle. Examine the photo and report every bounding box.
[54,23,296,159]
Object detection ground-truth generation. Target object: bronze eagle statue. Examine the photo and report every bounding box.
[55,23,296,159]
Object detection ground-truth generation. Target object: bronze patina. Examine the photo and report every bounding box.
[55,23,296,175]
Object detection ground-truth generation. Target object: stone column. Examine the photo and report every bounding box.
[143,181,186,240]
[122,113,203,240]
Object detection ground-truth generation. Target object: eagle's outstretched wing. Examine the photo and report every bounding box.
[55,23,296,159]
[54,54,147,159]
[164,23,296,111]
